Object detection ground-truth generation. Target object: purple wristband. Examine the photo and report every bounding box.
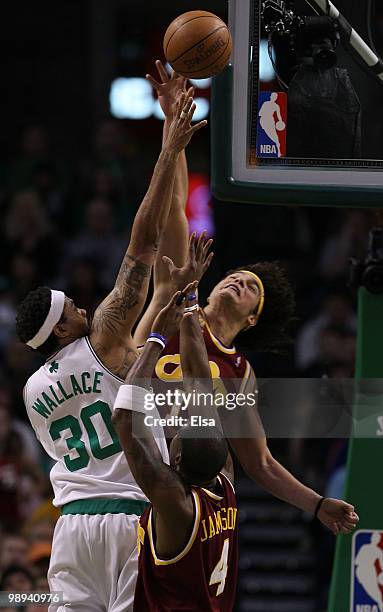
[149,332,167,345]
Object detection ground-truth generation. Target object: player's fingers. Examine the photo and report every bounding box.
[344,513,359,525]
[146,74,162,92]
[156,59,170,83]
[176,92,188,117]
[176,73,187,86]
[183,281,198,297]
[164,291,182,311]
[188,120,208,134]
[203,252,214,270]
[186,85,195,98]
[345,512,359,523]
[182,97,194,121]
[189,232,197,260]
[343,503,354,514]
[172,291,182,303]
[186,102,196,124]
[202,238,214,258]
[196,230,206,257]
[176,91,184,110]
[162,255,175,272]
[332,523,341,536]
[175,291,186,306]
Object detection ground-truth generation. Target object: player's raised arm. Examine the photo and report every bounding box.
[90,94,207,376]
[112,285,195,521]
[179,291,234,483]
[134,61,197,345]
[135,228,214,345]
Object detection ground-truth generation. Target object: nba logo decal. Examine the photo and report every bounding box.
[257,92,287,158]
[351,530,383,611]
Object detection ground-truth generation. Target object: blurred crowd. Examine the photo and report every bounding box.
[0,119,375,607]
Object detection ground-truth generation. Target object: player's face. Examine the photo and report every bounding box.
[208,272,261,320]
[60,297,89,339]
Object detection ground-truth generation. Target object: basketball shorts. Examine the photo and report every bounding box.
[48,511,140,612]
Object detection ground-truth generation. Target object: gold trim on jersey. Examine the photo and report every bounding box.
[147,490,201,566]
[200,485,224,501]
[239,361,251,394]
[201,314,236,355]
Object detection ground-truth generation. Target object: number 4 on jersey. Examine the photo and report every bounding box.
[209,538,229,596]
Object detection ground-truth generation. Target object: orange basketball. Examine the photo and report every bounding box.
[163,11,232,79]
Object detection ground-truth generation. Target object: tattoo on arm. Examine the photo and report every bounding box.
[115,254,152,291]
[91,339,138,379]
[92,255,151,337]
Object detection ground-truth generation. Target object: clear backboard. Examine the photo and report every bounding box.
[211,0,383,206]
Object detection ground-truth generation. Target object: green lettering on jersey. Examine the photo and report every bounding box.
[49,401,122,472]
[32,398,51,418]
[81,372,91,393]
[42,391,57,411]
[70,374,83,396]
[49,385,65,405]
[92,371,103,393]
[57,380,73,401]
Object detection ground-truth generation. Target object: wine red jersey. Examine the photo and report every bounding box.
[134,473,238,612]
[153,311,254,397]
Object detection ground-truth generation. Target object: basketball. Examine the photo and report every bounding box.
[276,121,286,131]
[163,11,232,79]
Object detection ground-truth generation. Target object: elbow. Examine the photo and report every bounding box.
[130,222,160,254]
[243,448,274,483]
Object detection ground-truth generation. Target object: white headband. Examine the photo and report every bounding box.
[26,290,65,349]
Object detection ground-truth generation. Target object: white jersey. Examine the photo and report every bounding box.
[24,336,168,507]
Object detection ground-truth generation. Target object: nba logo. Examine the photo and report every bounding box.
[256,92,287,158]
[351,530,383,611]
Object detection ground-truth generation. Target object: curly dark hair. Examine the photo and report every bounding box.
[228,261,296,353]
[16,286,64,359]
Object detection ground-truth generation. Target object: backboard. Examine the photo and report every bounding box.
[211,0,383,206]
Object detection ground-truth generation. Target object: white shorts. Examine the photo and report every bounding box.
[48,512,139,612]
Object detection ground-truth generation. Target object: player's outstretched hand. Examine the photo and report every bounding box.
[164,92,207,154]
[162,231,214,291]
[146,60,192,119]
[318,498,359,535]
[151,281,198,340]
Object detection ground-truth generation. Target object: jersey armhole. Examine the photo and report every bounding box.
[239,361,258,396]
[85,336,125,383]
[147,490,201,566]
[23,381,29,406]
[218,472,236,495]
[22,380,42,443]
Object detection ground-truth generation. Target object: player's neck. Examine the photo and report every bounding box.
[56,336,80,352]
[202,305,243,347]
